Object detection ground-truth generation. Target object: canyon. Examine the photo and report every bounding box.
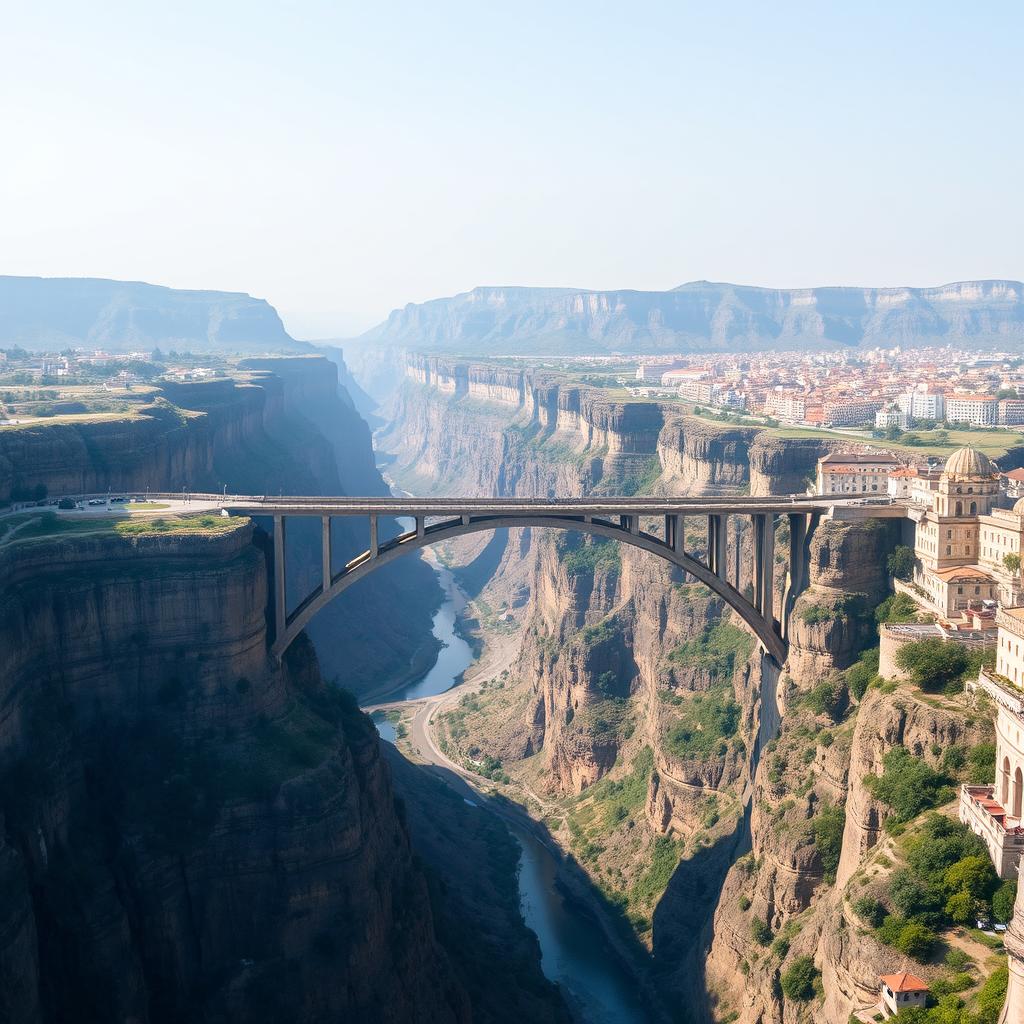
[368,352,1006,1022]
[0,356,568,1024]
[0,337,1010,1023]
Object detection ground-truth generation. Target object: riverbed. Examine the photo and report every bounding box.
[368,522,646,1023]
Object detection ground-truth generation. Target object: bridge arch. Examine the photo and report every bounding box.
[269,513,796,666]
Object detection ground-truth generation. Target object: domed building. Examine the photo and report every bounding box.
[912,446,1014,616]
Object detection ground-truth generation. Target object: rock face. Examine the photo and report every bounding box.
[355,279,1024,355]
[0,357,441,699]
[0,525,466,1024]
[0,275,302,352]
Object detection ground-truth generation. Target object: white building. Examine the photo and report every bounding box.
[946,394,998,426]
[1001,399,1024,426]
[635,361,681,382]
[898,389,946,422]
[822,397,881,427]
[816,451,901,495]
[875,404,909,430]
[879,973,929,1018]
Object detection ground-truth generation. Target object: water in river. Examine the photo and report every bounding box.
[370,539,647,1024]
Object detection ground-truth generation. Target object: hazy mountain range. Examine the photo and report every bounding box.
[0,276,300,353]
[356,279,1024,354]
[5,275,1024,356]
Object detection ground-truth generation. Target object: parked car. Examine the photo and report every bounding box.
[87,499,104,506]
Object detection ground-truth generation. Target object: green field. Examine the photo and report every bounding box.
[0,510,243,547]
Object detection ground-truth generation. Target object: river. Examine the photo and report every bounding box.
[370,524,647,1024]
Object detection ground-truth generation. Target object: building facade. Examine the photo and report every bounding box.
[945,394,998,426]
[816,451,901,495]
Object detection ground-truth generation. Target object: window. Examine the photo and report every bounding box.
[947,545,952,555]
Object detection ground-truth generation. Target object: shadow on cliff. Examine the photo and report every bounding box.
[404,756,678,1023]
[651,818,748,1024]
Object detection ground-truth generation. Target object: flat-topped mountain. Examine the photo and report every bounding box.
[357,279,1024,354]
[0,275,302,352]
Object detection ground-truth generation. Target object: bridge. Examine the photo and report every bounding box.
[198,493,902,667]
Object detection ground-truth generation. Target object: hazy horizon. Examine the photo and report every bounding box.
[4,1,1024,339]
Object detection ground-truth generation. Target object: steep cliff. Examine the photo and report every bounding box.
[355,279,1024,355]
[0,515,567,1023]
[0,358,441,698]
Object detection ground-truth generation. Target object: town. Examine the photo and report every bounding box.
[628,346,1024,430]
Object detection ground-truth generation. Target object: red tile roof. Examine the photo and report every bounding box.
[880,972,929,993]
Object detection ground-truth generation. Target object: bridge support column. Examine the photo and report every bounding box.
[665,514,681,553]
[369,515,378,558]
[321,515,331,593]
[416,516,425,539]
[708,514,728,580]
[733,518,742,589]
[751,513,775,618]
[620,514,638,535]
[781,513,808,640]
[274,515,287,643]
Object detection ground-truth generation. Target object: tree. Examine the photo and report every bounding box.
[942,854,998,902]
[887,545,916,581]
[1005,552,1021,575]
[811,802,845,882]
[779,956,818,1001]
[944,888,974,924]
[894,920,936,960]
[992,880,1017,923]
[895,638,969,693]
[864,747,956,822]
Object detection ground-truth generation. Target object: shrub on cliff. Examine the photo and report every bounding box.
[664,686,741,759]
[668,622,753,680]
[864,747,955,822]
[887,545,916,581]
[811,802,845,883]
[779,956,819,1001]
[559,536,620,577]
[894,638,970,694]
[875,592,920,624]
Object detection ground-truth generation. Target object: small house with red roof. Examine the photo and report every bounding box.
[879,972,929,1017]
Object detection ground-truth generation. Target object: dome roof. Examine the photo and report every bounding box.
[943,446,997,479]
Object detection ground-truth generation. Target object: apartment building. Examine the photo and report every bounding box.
[946,394,998,426]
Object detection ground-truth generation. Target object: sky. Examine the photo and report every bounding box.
[2,2,1022,338]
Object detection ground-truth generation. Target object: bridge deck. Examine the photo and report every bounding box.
[219,494,888,517]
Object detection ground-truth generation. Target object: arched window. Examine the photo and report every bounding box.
[1014,767,1023,819]
[970,502,977,514]
[1004,758,1011,804]
[956,501,963,516]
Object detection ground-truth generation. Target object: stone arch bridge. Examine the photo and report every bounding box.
[209,494,901,667]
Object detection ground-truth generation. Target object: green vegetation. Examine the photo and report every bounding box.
[664,685,741,759]
[668,621,753,680]
[559,536,621,577]
[887,545,917,581]
[890,967,1008,1022]
[876,592,924,624]
[895,637,980,694]
[845,647,882,700]
[864,748,956,822]
[812,802,846,883]
[798,593,868,626]
[863,815,1003,965]
[750,916,772,945]
[779,956,819,1002]
[1005,552,1021,574]
[803,678,849,720]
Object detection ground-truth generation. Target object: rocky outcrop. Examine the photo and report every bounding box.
[786,520,899,686]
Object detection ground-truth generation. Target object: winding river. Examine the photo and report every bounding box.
[370,531,646,1023]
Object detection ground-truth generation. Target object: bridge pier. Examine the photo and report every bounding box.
[321,515,331,593]
[274,515,287,644]
[369,515,379,558]
[750,513,776,619]
[707,514,728,580]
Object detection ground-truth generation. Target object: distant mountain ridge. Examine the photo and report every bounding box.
[356,279,1024,355]
[0,275,303,352]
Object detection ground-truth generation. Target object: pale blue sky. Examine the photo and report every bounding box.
[2,2,1021,336]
